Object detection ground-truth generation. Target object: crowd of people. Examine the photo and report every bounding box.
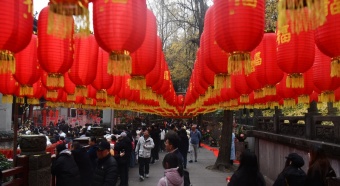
[48,121,201,186]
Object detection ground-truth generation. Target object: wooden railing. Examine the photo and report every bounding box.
[2,155,28,186]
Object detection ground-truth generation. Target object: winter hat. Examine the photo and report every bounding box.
[286,153,304,168]
[97,140,110,150]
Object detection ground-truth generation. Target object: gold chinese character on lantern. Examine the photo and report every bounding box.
[330,0,340,15]
[243,0,257,8]
[277,25,291,44]
[253,52,262,66]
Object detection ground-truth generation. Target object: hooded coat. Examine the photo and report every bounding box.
[157,168,184,186]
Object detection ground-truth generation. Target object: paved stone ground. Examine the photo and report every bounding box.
[127,146,234,186]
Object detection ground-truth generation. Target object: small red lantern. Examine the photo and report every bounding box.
[93,0,147,76]
[14,35,42,96]
[0,0,33,74]
[0,73,19,103]
[214,0,264,75]
[69,35,99,96]
[38,7,74,88]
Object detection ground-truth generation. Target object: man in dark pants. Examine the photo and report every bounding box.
[150,125,160,163]
[135,130,154,181]
[114,132,132,186]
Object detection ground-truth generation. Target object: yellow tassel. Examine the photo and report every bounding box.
[240,95,249,103]
[67,94,76,102]
[76,85,88,96]
[96,90,107,100]
[228,52,251,75]
[48,4,74,39]
[27,98,39,105]
[264,85,276,96]
[320,91,335,102]
[47,90,58,99]
[286,73,304,88]
[267,101,279,109]
[47,73,64,88]
[254,89,264,99]
[85,98,93,105]
[16,97,25,104]
[1,95,13,104]
[278,0,327,34]
[0,50,15,74]
[19,85,34,96]
[129,76,146,90]
[298,95,309,104]
[284,98,296,108]
[214,74,231,90]
[108,51,131,76]
[106,95,115,104]
[230,99,238,106]
[331,58,340,77]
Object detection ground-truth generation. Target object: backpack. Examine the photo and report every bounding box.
[183,170,191,186]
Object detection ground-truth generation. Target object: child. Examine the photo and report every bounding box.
[157,153,184,186]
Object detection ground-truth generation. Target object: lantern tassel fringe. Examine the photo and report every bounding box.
[320,91,335,102]
[0,51,15,74]
[277,0,327,34]
[264,86,276,96]
[47,74,64,88]
[76,86,88,97]
[67,94,76,102]
[240,95,250,103]
[254,89,264,99]
[286,74,304,88]
[130,77,146,90]
[214,74,231,90]
[298,95,310,104]
[108,51,131,76]
[48,5,74,39]
[228,52,251,75]
[284,99,296,108]
[96,90,107,101]
[331,58,340,77]
[2,95,13,104]
[27,98,39,105]
[47,91,58,99]
[20,86,34,96]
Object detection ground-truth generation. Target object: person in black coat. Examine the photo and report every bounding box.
[228,151,265,186]
[87,136,98,169]
[51,143,80,186]
[71,142,94,186]
[150,125,161,163]
[92,140,119,186]
[178,128,189,169]
[114,132,132,186]
[273,153,306,186]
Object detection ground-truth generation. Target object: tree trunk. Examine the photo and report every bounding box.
[213,110,233,171]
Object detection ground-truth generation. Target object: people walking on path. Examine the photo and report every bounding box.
[135,130,155,181]
[189,125,201,163]
[71,142,94,186]
[157,153,184,186]
[305,145,337,186]
[273,152,306,186]
[178,129,189,169]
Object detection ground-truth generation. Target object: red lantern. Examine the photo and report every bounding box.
[313,46,340,102]
[214,0,264,75]
[203,6,230,89]
[255,33,284,95]
[69,35,99,96]
[93,0,147,76]
[64,73,76,102]
[130,9,157,89]
[0,0,33,74]
[277,22,315,88]
[315,1,340,77]
[92,48,114,101]
[27,80,44,105]
[14,35,42,96]
[0,73,19,103]
[38,7,74,88]
[233,74,253,104]
[48,0,90,37]
[294,68,315,104]
[277,74,298,107]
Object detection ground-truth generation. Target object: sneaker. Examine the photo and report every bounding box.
[145,174,149,178]
[195,160,197,162]
[139,175,144,181]
[188,160,193,163]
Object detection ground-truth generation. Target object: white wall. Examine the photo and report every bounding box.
[0,94,13,131]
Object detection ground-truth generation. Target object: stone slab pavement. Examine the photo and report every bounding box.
[128,146,234,186]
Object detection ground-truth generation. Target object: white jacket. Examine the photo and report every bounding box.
[135,136,154,158]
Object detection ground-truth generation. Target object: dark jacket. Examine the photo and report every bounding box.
[71,148,94,186]
[305,166,337,186]
[179,134,189,156]
[87,145,98,169]
[114,136,132,164]
[273,165,306,186]
[228,170,265,186]
[51,150,80,186]
[92,154,118,186]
